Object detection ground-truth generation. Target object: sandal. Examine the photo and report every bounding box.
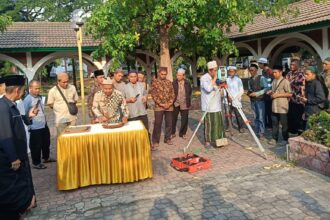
[33,164,47,169]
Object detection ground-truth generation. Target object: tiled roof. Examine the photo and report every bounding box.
[227,0,330,38]
[0,22,99,49]
[0,0,329,49]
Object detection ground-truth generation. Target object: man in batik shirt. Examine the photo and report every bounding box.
[87,69,104,123]
[92,77,128,124]
[286,59,305,135]
[150,67,175,149]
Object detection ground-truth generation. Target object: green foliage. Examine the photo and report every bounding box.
[0,0,102,22]
[86,0,299,62]
[0,14,11,32]
[302,111,330,147]
[0,61,14,76]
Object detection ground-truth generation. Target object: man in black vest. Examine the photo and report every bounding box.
[171,68,192,139]
[247,64,268,139]
[0,75,37,219]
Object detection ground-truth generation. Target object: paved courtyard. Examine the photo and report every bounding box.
[26,99,330,220]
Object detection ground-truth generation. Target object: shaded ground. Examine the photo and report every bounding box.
[26,97,330,219]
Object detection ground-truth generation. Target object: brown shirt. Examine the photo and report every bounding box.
[150,78,175,111]
[271,77,291,114]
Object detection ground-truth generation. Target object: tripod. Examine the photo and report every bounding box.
[221,84,267,159]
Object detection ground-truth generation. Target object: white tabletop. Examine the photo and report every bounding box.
[61,121,145,137]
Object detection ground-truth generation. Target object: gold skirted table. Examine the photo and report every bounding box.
[57,121,153,190]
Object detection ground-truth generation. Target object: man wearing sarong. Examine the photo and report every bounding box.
[92,77,129,124]
[200,61,225,148]
[0,75,37,219]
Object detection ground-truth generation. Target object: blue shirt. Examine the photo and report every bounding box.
[200,73,221,112]
[23,94,47,130]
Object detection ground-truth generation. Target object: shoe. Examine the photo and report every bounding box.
[33,163,47,169]
[258,134,265,140]
[170,134,176,139]
[267,139,277,145]
[180,135,187,140]
[164,140,174,145]
[151,143,159,151]
[239,128,247,133]
[43,158,56,163]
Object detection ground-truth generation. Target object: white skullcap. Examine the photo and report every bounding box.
[102,77,113,85]
[227,66,237,71]
[177,68,186,74]
[258,58,268,64]
[207,61,217,69]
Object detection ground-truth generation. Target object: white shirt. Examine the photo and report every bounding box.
[226,75,244,108]
[200,73,221,112]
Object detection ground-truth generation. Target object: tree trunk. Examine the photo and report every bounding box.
[191,57,198,88]
[159,25,173,81]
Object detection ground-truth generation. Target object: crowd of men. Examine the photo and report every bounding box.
[0,56,330,218]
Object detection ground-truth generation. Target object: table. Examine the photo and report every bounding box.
[57,121,153,190]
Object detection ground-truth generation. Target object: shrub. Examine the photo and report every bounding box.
[302,111,330,147]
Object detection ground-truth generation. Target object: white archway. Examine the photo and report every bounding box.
[32,52,102,75]
[235,42,258,58]
[262,33,323,59]
[0,53,32,78]
[270,41,320,67]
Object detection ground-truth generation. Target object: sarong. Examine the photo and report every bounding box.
[204,111,225,142]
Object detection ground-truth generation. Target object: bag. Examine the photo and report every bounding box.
[56,85,78,116]
[67,102,78,115]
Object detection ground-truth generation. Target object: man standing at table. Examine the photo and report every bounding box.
[87,69,105,123]
[112,69,126,93]
[0,75,37,219]
[124,70,149,130]
[24,80,56,170]
[47,72,79,135]
[171,68,192,139]
[200,61,225,148]
[150,67,175,148]
[92,77,129,124]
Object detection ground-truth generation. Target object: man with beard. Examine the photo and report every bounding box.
[0,75,37,219]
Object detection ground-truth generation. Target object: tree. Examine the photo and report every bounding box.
[0,14,11,32]
[86,0,300,81]
[0,0,103,22]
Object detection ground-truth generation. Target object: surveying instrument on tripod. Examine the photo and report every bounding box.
[219,80,267,159]
[183,69,267,159]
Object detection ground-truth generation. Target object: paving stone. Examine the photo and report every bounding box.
[24,101,330,220]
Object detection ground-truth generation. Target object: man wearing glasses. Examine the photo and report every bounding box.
[87,69,105,123]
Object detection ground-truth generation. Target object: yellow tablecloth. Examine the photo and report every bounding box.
[57,121,153,190]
